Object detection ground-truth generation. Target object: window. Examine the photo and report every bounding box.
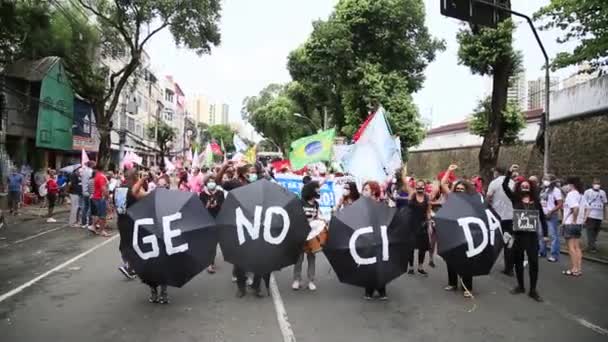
[163,109,173,122]
[165,89,174,103]
[128,116,135,132]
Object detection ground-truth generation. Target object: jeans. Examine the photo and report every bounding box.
[585,218,602,250]
[69,194,81,225]
[540,214,560,259]
[293,253,316,282]
[8,191,21,213]
[81,195,91,226]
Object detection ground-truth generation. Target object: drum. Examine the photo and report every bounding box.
[303,220,329,254]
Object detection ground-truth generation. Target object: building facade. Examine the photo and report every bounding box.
[507,71,527,111]
[527,76,560,110]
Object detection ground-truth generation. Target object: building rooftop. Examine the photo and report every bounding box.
[3,56,61,82]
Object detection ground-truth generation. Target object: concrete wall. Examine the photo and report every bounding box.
[408,113,608,185]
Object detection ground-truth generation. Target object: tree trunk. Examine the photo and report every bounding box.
[478,62,510,186]
[94,104,112,169]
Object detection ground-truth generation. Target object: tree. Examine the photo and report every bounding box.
[207,124,235,152]
[469,97,526,145]
[242,84,313,155]
[457,9,522,183]
[147,121,176,167]
[535,1,608,72]
[69,0,222,168]
[287,0,444,152]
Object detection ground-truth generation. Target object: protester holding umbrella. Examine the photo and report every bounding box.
[407,179,432,276]
[503,165,548,302]
[216,161,268,298]
[292,181,321,291]
[360,181,388,299]
[200,175,225,274]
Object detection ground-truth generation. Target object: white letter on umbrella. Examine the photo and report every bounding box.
[349,226,376,265]
[380,225,389,261]
[133,218,160,260]
[485,209,502,246]
[163,212,189,255]
[236,206,263,245]
[457,217,488,258]
[263,206,290,245]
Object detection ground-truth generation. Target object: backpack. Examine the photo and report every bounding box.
[114,187,128,214]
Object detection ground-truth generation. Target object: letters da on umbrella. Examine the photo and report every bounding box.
[457,209,502,258]
[235,206,291,245]
[133,213,189,260]
[349,225,389,265]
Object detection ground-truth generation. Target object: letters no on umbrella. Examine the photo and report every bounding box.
[118,189,219,288]
[216,180,311,274]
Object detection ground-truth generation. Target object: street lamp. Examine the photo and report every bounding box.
[294,113,320,131]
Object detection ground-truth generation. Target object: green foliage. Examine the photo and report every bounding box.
[286,0,444,150]
[535,0,608,71]
[147,121,176,154]
[457,19,522,77]
[0,1,52,66]
[207,124,235,152]
[242,84,313,154]
[469,97,526,145]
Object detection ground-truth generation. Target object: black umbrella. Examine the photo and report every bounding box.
[216,179,310,274]
[434,193,504,276]
[324,197,416,288]
[118,188,218,288]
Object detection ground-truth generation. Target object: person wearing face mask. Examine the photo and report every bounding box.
[503,165,548,302]
[406,180,432,276]
[487,166,516,275]
[539,175,563,262]
[562,177,585,277]
[583,179,607,253]
[335,181,360,211]
[361,181,388,300]
[216,161,267,298]
[292,181,321,291]
[200,176,225,274]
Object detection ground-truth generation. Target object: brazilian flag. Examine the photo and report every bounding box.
[289,129,336,171]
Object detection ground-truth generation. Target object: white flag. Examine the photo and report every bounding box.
[233,135,248,152]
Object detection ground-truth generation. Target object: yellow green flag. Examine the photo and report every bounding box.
[289,128,336,170]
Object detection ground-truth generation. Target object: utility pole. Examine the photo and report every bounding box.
[119,102,126,163]
[323,106,328,131]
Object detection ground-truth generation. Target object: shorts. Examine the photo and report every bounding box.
[563,224,582,240]
[92,199,107,218]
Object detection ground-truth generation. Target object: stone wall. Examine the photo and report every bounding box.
[408,113,608,185]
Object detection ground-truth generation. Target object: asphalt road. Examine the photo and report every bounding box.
[1,214,607,342]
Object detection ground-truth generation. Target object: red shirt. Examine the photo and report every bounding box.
[92,172,107,200]
[46,179,59,195]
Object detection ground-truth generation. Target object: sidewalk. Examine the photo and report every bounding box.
[3,203,70,225]
[560,227,608,264]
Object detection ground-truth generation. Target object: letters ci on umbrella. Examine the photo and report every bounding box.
[216,180,310,274]
[324,197,415,288]
[119,189,218,288]
[434,193,504,277]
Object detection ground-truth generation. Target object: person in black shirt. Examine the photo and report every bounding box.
[216,161,269,298]
[503,165,548,302]
[67,167,82,227]
[292,181,321,291]
[200,175,225,274]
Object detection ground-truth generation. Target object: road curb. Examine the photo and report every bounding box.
[560,249,608,265]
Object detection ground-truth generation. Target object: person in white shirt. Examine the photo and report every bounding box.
[583,178,607,253]
[487,166,515,276]
[562,177,585,277]
[540,175,564,262]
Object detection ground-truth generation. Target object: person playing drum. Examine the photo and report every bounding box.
[293,181,323,291]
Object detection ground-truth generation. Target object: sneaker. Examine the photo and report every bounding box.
[308,282,317,291]
[118,266,136,280]
[231,276,237,283]
[363,294,372,300]
[149,288,159,303]
[236,288,246,298]
[444,285,457,291]
[87,225,96,233]
[292,280,300,290]
[158,288,169,304]
[547,257,558,263]
[528,290,543,302]
[463,290,473,299]
[407,269,415,275]
[378,295,388,301]
[510,286,525,295]
[46,218,57,223]
[418,269,428,276]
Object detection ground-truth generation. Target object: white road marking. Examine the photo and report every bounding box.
[269,274,297,342]
[10,225,69,245]
[0,235,118,304]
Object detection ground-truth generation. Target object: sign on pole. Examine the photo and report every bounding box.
[440,0,509,28]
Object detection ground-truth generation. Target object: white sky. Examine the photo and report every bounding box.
[146,0,577,128]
